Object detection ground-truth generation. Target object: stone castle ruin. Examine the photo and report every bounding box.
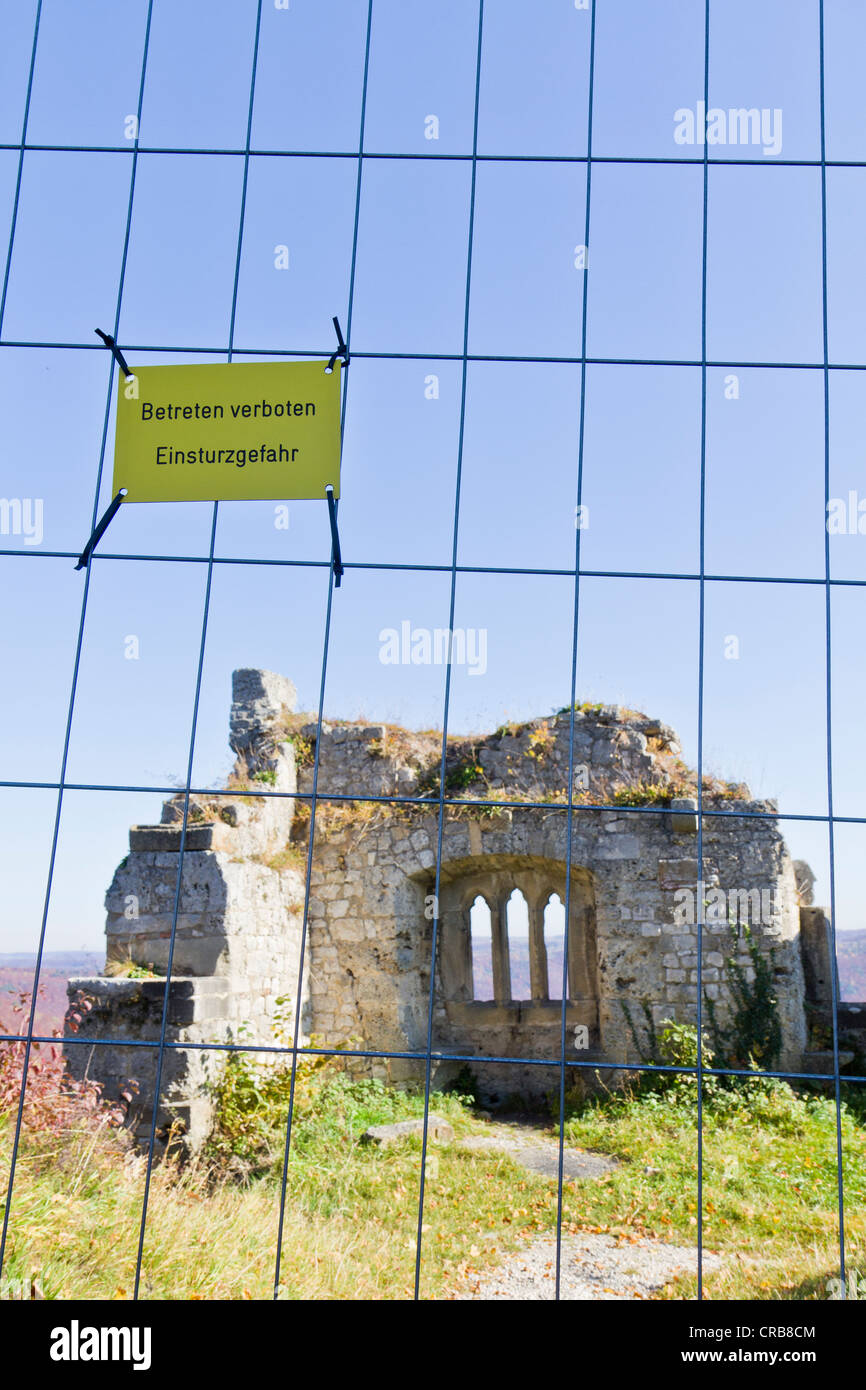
[65,669,837,1148]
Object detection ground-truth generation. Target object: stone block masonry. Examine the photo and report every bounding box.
[65,672,829,1146]
[65,670,309,1148]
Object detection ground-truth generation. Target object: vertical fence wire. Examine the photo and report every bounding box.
[0,0,41,336]
[553,0,597,1302]
[412,0,485,1302]
[272,0,375,1302]
[695,0,711,1302]
[818,0,847,1294]
[130,3,267,1298]
[0,0,156,1283]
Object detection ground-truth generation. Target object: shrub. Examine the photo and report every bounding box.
[416,754,484,799]
[618,1004,716,1102]
[291,735,314,768]
[655,1018,711,1071]
[704,927,783,1072]
[525,721,555,762]
[0,987,134,1136]
[443,1064,477,1102]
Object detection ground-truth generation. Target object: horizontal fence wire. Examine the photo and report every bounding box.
[8,555,866,588]
[0,786,859,827]
[3,1032,865,1087]
[0,0,855,1303]
[1,142,865,170]
[6,1037,865,1098]
[7,343,866,370]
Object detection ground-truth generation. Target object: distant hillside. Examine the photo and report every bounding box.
[475,934,866,1005]
[472,939,564,1001]
[836,931,866,1002]
[4,937,866,1032]
[0,952,102,1037]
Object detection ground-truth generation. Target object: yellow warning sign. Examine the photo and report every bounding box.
[112,359,341,502]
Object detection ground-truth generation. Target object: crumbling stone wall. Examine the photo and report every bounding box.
[65,669,309,1146]
[306,800,807,1103]
[66,671,817,1141]
[300,700,807,1097]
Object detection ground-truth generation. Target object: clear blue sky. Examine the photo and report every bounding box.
[1,0,865,960]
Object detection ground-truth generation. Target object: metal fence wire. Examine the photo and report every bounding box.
[0,0,857,1302]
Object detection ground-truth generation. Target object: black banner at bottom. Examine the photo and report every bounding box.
[0,1296,856,1378]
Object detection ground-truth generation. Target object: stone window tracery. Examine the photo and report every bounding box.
[438,859,598,1009]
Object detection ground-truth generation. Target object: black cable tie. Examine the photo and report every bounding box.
[325,485,343,587]
[326,315,348,375]
[95,327,133,378]
[75,488,127,571]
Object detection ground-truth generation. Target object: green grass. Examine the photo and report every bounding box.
[560,1073,866,1299]
[555,701,605,717]
[610,780,690,807]
[0,1071,562,1301]
[2,1063,863,1301]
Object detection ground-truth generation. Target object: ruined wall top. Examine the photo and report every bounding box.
[135,671,777,860]
[280,690,765,814]
[152,668,298,858]
[229,668,297,755]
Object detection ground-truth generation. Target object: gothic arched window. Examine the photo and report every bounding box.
[437,860,597,1009]
[505,888,531,1001]
[543,891,565,1000]
[469,894,494,1002]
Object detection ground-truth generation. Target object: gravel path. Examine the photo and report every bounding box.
[458,1123,617,1181]
[455,1231,721,1300]
[453,1120,720,1299]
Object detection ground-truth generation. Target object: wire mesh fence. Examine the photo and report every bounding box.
[0,0,861,1304]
